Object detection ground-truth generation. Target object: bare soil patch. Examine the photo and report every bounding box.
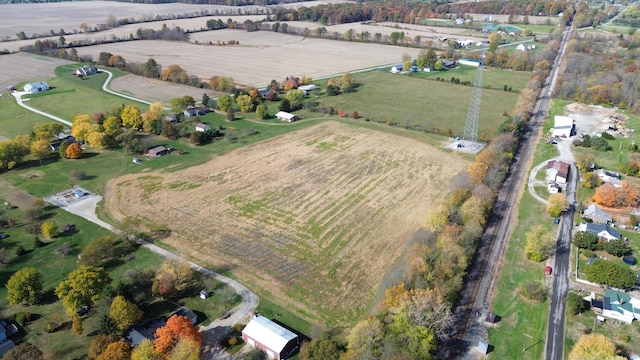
[105,121,469,326]
[0,53,72,90]
[0,178,39,210]
[563,102,620,136]
[110,75,220,104]
[76,32,421,88]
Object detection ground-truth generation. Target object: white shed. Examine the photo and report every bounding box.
[242,315,299,360]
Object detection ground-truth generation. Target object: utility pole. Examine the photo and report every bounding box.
[462,27,488,144]
[523,333,533,352]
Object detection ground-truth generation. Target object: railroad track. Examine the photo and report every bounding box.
[442,22,569,357]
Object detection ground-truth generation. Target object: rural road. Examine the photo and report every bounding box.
[543,3,580,359]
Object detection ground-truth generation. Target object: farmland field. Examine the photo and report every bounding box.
[0,0,348,40]
[318,71,520,139]
[110,74,220,103]
[0,53,72,90]
[74,32,421,88]
[104,121,470,326]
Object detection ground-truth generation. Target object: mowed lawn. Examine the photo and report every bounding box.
[24,64,148,121]
[318,71,520,139]
[414,64,532,91]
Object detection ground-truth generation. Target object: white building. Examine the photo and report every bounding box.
[242,316,299,360]
[459,58,481,67]
[23,81,50,94]
[552,115,574,138]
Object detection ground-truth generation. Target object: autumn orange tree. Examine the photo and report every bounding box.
[154,315,202,355]
[66,143,83,159]
[593,183,617,207]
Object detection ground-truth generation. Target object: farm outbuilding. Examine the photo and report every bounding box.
[552,115,574,138]
[242,315,299,360]
[23,81,50,94]
[195,123,211,132]
[147,146,168,157]
[275,111,299,122]
[546,160,570,184]
[583,204,612,224]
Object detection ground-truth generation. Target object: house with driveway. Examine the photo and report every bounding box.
[546,160,570,184]
[24,81,49,94]
[577,222,620,241]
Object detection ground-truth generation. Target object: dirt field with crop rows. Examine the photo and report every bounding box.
[105,121,469,326]
[75,32,420,88]
[110,74,219,103]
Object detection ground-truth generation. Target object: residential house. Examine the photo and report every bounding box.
[195,123,211,132]
[390,65,403,74]
[147,146,168,157]
[125,325,154,347]
[171,307,198,325]
[552,115,574,138]
[594,169,622,188]
[583,204,613,224]
[547,182,560,194]
[0,319,17,357]
[183,107,209,117]
[298,84,318,92]
[242,315,299,360]
[546,160,570,184]
[442,60,457,69]
[516,43,536,51]
[457,40,476,47]
[589,290,640,324]
[23,81,49,94]
[578,222,620,241]
[275,111,299,122]
[76,66,98,76]
[163,114,177,123]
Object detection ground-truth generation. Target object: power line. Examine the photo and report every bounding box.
[462,28,489,143]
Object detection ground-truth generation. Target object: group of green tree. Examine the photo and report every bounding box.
[0,121,85,171]
[6,230,205,359]
[574,231,636,290]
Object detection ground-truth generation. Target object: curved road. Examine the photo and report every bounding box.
[14,71,259,358]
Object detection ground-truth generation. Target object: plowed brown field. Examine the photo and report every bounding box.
[105,122,469,326]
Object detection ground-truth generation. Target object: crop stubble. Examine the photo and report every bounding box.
[105,122,469,325]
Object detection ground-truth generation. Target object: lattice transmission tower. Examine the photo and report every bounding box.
[462,28,489,144]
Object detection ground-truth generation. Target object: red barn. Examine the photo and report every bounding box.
[242,315,299,359]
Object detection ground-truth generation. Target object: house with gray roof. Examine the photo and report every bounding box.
[578,222,620,241]
[583,204,613,224]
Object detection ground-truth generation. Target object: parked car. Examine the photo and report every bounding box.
[132,157,143,164]
[76,306,89,316]
[545,266,552,275]
[623,256,637,265]
[0,233,7,240]
[553,218,560,224]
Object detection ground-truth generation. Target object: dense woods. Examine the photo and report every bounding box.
[556,31,640,111]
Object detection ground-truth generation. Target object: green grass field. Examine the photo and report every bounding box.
[413,64,531,91]
[318,71,520,139]
[487,113,559,359]
[24,64,148,121]
[0,187,239,359]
